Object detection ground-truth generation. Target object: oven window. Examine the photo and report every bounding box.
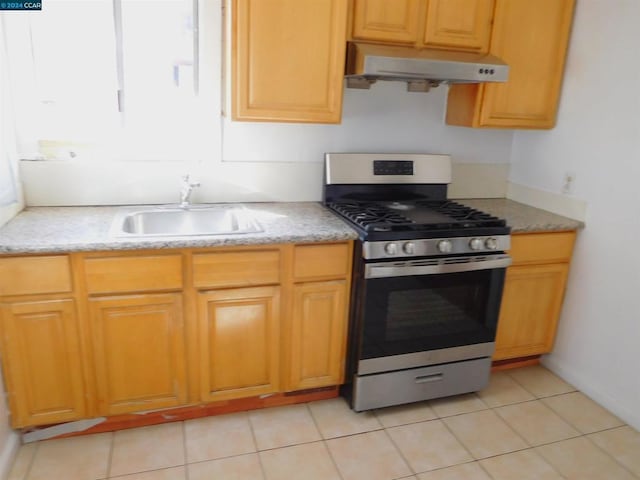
[386,286,483,341]
[360,268,505,359]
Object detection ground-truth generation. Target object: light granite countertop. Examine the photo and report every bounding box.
[0,203,358,254]
[460,198,585,233]
[0,199,584,255]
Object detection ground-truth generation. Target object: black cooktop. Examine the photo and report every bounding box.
[328,200,509,241]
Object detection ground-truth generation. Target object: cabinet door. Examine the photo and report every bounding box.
[494,264,569,360]
[446,0,575,128]
[198,286,280,401]
[352,0,421,44]
[286,280,348,391]
[232,0,348,123]
[0,299,85,427]
[89,294,187,415]
[424,0,494,52]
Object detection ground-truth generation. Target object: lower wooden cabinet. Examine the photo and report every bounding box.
[88,294,187,415]
[197,286,281,402]
[0,299,86,427]
[494,231,576,361]
[0,242,353,427]
[286,280,348,391]
[494,264,569,360]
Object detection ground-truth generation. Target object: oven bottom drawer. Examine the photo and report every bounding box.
[352,357,491,412]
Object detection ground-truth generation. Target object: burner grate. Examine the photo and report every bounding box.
[328,200,506,233]
[414,201,506,229]
[328,202,413,228]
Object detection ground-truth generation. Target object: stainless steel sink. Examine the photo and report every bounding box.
[111,205,262,237]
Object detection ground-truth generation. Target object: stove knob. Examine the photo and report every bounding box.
[485,237,498,250]
[403,242,416,255]
[384,243,399,255]
[437,239,453,253]
[469,238,484,251]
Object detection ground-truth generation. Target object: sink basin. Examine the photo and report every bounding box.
[112,206,262,237]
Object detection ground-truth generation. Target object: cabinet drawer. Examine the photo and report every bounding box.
[509,232,576,265]
[0,256,72,296]
[293,243,350,281]
[193,250,280,289]
[84,255,183,294]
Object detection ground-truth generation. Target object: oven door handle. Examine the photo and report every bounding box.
[365,255,512,279]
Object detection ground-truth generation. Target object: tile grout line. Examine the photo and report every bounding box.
[435,403,567,479]
[182,421,189,480]
[580,430,640,479]
[105,432,115,480]
[21,440,39,480]
[320,440,346,480]
[482,395,582,477]
[490,398,582,448]
[246,411,268,479]
[539,394,627,435]
[403,458,497,480]
[437,413,485,469]
[109,465,186,480]
[503,367,578,399]
[380,423,417,477]
[304,402,346,480]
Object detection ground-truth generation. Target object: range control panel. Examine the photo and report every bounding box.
[363,235,511,260]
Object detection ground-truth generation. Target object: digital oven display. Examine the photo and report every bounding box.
[373,160,414,176]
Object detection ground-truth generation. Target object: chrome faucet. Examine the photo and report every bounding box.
[179,175,200,208]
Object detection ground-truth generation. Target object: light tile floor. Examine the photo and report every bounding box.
[7,365,640,480]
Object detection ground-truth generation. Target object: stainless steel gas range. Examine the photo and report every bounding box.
[323,153,511,412]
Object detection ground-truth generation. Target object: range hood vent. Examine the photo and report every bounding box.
[345,43,509,92]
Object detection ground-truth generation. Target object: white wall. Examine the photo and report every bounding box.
[0,18,23,227]
[16,0,514,206]
[510,0,640,429]
[0,19,21,478]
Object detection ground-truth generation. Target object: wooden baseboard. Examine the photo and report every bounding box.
[23,387,339,441]
[492,355,541,371]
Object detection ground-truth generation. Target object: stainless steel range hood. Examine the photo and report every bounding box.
[345,43,509,92]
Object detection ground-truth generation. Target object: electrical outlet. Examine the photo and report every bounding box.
[562,171,576,195]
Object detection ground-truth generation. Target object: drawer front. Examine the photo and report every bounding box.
[193,250,280,289]
[509,231,576,265]
[293,243,351,281]
[84,255,183,294]
[353,357,492,412]
[0,256,72,296]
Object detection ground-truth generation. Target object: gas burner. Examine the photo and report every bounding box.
[328,202,413,228]
[385,202,416,211]
[414,200,506,229]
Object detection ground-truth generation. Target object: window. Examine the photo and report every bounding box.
[3,0,215,162]
[0,25,18,206]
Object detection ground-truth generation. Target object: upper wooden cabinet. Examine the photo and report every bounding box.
[446,0,576,129]
[423,0,494,52]
[351,0,494,53]
[352,0,421,45]
[231,0,348,123]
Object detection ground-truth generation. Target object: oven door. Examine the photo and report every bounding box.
[357,254,511,375]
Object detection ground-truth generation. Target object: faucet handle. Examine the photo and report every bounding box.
[182,174,200,187]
